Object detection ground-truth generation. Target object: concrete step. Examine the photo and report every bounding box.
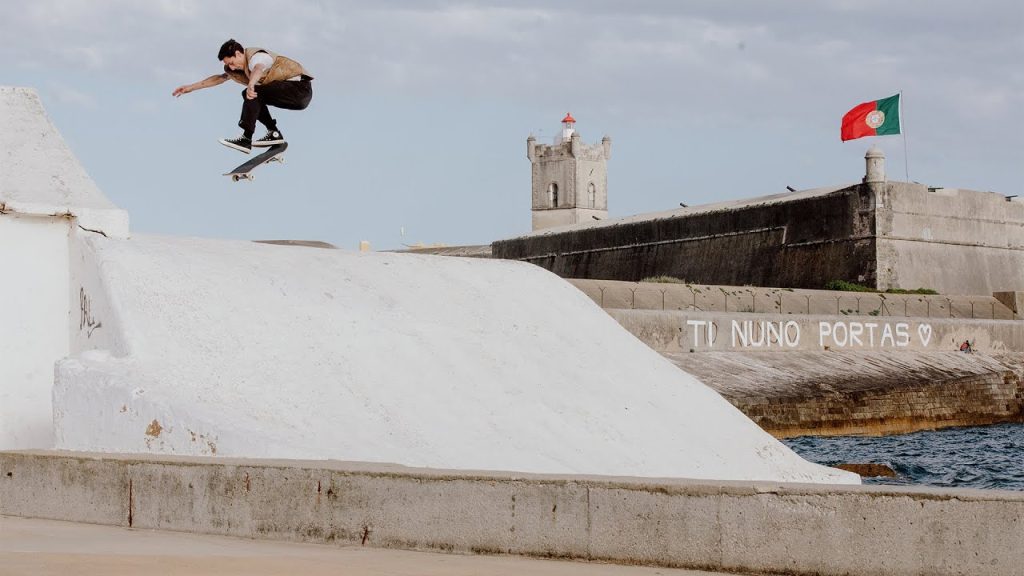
[570,279,1018,320]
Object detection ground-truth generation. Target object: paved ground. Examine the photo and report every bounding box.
[0,516,734,576]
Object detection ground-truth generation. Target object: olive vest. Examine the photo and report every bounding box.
[224,47,313,86]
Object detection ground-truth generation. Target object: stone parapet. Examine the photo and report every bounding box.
[2,451,1022,576]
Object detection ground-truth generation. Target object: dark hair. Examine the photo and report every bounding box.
[218,39,244,60]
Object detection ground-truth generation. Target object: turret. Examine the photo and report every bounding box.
[864,146,886,194]
[527,113,610,231]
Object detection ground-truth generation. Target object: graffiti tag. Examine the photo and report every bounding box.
[79,287,102,338]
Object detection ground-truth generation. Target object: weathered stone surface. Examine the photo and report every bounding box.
[495,185,877,289]
[836,463,898,477]
[571,279,1017,320]
[666,350,1024,437]
[3,451,1023,576]
[574,280,1024,436]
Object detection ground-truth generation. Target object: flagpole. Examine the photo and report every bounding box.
[900,90,910,181]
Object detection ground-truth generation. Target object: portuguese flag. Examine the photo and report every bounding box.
[841,93,901,141]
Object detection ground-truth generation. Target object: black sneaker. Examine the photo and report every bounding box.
[253,129,286,147]
[219,135,252,153]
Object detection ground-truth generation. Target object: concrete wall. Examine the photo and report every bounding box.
[995,291,1024,316]
[69,229,129,357]
[569,278,1018,320]
[0,87,129,450]
[0,215,124,450]
[608,310,1024,353]
[496,185,879,288]
[2,451,1021,576]
[876,184,1024,293]
[0,214,70,449]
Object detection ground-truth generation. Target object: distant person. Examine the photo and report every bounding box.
[172,39,313,153]
[959,340,974,353]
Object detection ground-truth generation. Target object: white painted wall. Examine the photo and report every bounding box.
[69,229,129,357]
[53,234,857,484]
[0,214,70,449]
[0,87,128,449]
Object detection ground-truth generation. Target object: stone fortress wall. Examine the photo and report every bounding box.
[497,147,1024,295]
[495,139,1024,439]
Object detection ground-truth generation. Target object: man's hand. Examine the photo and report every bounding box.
[172,74,227,97]
[246,63,266,100]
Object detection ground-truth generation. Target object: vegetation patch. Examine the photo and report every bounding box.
[640,276,687,284]
[825,280,938,295]
[885,287,939,295]
[824,280,875,292]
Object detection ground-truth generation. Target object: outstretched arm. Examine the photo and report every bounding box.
[172,73,229,97]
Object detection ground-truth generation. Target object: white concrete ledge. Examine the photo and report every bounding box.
[0,87,129,238]
[2,451,1020,576]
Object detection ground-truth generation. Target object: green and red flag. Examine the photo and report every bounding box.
[840,93,901,141]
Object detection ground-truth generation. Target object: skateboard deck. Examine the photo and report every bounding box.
[224,143,287,181]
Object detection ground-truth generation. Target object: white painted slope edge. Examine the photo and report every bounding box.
[0,215,70,449]
[54,234,857,484]
[0,86,128,237]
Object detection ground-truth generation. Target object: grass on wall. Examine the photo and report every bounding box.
[825,280,938,295]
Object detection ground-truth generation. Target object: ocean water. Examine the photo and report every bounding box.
[783,422,1024,491]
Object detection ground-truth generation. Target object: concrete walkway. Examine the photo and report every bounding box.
[0,516,731,576]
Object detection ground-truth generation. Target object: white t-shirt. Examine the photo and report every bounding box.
[248,51,301,81]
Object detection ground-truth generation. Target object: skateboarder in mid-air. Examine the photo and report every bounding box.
[172,39,313,153]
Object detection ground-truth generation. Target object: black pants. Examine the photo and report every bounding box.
[238,80,313,138]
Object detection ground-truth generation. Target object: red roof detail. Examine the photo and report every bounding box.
[562,113,576,124]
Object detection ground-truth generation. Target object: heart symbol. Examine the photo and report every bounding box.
[918,324,932,347]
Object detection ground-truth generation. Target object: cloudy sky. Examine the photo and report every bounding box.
[4,1,1022,249]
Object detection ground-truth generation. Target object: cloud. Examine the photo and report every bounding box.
[59,45,105,69]
[48,83,96,108]
[3,1,1018,105]
[4,0,1021,218]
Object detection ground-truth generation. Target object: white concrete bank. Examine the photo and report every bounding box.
[2,451,1020,576]
[1,86,853,485]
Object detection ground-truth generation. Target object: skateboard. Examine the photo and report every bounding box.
[224,143,287,181]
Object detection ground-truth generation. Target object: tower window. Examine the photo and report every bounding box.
[588,183,596,208]
[548,183,559,208]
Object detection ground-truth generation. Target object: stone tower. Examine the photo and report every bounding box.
[527,113,611,231]
[863,145,886,192]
